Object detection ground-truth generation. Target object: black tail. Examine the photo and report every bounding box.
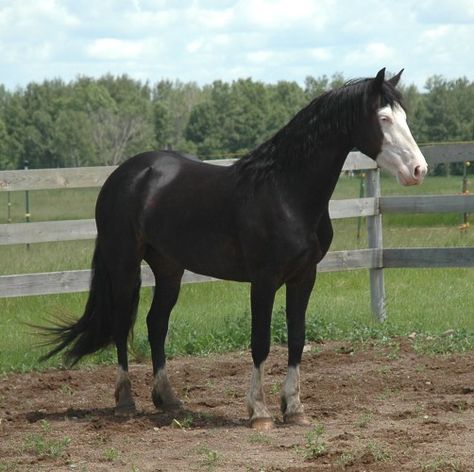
[40,242,141,366]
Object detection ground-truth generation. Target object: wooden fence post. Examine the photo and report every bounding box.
[365,168,386,322]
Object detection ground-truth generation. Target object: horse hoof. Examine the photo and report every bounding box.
[114,403,137,417]
[250,417,274,431]
[283,413,311,426]
[152,392,182,411]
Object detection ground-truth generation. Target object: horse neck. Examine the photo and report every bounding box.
[276,137,353,218]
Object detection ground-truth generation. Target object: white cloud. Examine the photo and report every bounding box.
[86,38,161,61]
[415,24,474,72]
[240,0,329,29]
[310,48,332,61]
[247,50,275,63]
[188,6,234,29]
[0,0,473,90]
[344,42,397,67]
[0,0,79,35]
[186,39,204,53]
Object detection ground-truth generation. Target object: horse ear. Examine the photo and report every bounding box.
[373,68,386,90]
[368,68,386,108]
[388,69,404,87]
[370,68,386,100]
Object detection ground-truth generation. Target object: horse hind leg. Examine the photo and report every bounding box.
[113,266,142,416]
[145,249,183,410]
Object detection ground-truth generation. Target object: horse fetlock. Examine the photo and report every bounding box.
[281,391,306,422]
[281,394,310,424]
[152,385,181,410]
[114,379,136,416]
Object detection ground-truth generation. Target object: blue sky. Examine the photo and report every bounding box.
[1,0,473,90]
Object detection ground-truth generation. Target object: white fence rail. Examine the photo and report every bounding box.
[1,150,474,322]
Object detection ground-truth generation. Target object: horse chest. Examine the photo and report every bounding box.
[240,216,320,278]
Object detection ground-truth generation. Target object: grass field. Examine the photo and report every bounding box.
[0,173,473,373]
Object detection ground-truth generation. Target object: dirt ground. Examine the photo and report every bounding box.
[1,339,473,472]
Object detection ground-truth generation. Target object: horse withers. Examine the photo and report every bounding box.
[42,68,427,429]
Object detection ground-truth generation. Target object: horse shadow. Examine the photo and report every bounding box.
[24,405,248,429]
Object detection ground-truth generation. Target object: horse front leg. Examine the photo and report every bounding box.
[281,267,316,425]
[247,279,277,430]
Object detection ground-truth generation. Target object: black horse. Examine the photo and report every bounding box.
[43,68,427,429]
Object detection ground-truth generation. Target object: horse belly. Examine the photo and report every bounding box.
[149,226,249,282]
[186,242,250,282]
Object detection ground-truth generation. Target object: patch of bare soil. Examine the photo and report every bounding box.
[1,340,473,471]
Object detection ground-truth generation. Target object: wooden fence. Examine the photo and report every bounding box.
[1,147,474,322]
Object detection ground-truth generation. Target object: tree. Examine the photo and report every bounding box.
[265,80,307,138]
[92,75,156,164]
[152,80,203,152]
[0,117,12,169]
[186,79,275,158]
[52,109,95,167]
[1,72,472,170]
[304,73,345,101]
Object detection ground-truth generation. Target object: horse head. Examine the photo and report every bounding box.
[355,68,428,186]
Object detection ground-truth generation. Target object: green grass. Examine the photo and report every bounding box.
[22,420,71,460]
[1,188,99,224]
[1,266,473,373]
[0,174,473,373]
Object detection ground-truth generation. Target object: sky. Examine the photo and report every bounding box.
[1,0,474,90]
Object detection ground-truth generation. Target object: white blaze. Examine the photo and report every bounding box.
[376,104,428,186]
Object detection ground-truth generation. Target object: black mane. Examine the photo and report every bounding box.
[234,77,403,181]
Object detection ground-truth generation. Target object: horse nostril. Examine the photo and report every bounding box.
[414,165,421,179]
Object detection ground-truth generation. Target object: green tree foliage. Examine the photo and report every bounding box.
[0,73,473,169]
[152,79,202,153]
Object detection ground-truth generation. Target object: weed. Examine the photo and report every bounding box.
[377,365,391,377]
[338,451,355,466]
[366,441,391,462]
[270,382,281,395]
[389,344,401,360]
[414,330,474,355]
[297,424,326,460]
[421,456,464,471]
[104,447,120,462]
[171,414,194,429]
[224,385,238,398]
[376,387,393,400]
[414,403,425,416]
[415,363,427,373]
[23,432,71,459]
[248,432,271,445]
[197,446,219,469]
[0,462,19,472]
[356,410,374,428]
[59,384,74,396]
[337,442,391,467]
[39,418,52,433]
